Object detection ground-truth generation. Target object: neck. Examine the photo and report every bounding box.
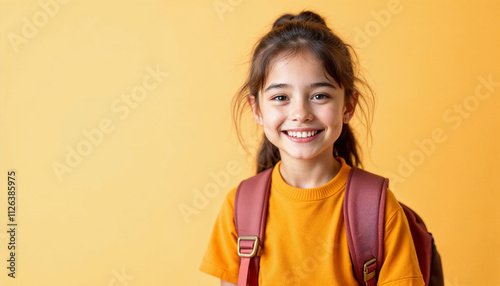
[278,153,341,189]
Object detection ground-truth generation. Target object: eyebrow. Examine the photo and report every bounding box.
[264,81,336,93]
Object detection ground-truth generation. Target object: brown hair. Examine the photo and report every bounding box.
[232,11,374,173]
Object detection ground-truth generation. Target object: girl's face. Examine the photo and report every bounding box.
[249,49,355,163]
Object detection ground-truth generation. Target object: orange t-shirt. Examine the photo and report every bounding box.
[200,158,424,285]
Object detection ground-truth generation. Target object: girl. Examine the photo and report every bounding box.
[200,11,424,285]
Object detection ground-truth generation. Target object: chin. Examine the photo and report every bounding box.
[282,146,335,161]
[283,151,323,161]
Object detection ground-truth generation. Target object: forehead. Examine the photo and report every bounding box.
[264,49,337,88]
[269,49,322,72]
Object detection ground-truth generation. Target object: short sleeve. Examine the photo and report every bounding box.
[377,189,425,286]
[199,188,240,284]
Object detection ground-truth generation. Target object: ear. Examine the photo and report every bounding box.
[248,95,263,126]
[343,92,358,124]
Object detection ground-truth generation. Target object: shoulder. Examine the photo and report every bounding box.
[349,166,403,224]
[384,188,404,222]
[347,166,404,226]
[220,186,238,213]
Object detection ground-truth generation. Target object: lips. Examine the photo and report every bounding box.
[282,129,324,142]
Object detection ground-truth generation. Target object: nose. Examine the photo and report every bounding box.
[290,99,313,122]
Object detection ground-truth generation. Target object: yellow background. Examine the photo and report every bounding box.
[1,0,499,285]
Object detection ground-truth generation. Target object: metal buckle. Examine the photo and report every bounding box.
[237,236,260,258]
[363,258,377,284]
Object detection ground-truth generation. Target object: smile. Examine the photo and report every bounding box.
[285,130,321,138]
[282,129,324,142]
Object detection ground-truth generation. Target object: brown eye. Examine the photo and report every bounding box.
[272,95,288,101]
[313,93,329,100]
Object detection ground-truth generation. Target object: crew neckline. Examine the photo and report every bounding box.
[271,157,351,201]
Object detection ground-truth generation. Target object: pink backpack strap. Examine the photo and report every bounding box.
[344,167,388,286]
[234,167,273,286]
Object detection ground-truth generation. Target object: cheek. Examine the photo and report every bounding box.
[261,106,286,128]
[320,106,343,125]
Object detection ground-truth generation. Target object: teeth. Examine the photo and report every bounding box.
[286,130,319,138]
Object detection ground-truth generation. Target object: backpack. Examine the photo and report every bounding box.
[234,166,444,286]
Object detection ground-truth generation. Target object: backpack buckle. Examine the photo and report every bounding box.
[363,258,377,284]
[237,236,260,258]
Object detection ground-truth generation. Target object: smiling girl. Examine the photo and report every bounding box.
[200,11,424,285]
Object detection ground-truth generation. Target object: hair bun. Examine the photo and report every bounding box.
[272,10,327,29]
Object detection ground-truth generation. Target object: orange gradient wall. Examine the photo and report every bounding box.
[0,0,499,285]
